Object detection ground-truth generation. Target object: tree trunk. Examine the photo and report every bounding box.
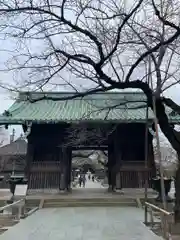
[174,155,180,222]
[170,159,180,234]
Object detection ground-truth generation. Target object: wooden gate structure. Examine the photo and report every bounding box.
[0,91,172,190]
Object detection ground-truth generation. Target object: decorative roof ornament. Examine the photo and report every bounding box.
[24,122,32,137]
[170,110,177,117]
[2,110,12,117]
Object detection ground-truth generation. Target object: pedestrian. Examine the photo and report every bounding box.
[82,174,86,187]
[79,174,82,187]
[92,175,95,182]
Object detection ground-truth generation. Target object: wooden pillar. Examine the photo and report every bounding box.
[114,143,122,189]
[59,146,72,191]
[115,150,122,190]
[59,146,66,190]
[107,144,112,188]
[24,138,34,184]
[107,143,116,191]
[110,126,122,190]
[66,147,72,191]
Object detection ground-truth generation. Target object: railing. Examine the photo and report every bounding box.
[0,199,25,220]
[145,202,174,240]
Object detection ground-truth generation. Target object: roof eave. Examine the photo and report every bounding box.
[0,119,155,125]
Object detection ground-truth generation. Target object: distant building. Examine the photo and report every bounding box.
[0,136,27,181]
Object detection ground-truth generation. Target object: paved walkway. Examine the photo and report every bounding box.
[77,179,104,189]
[1,207,162,240]
[0,180,163,239]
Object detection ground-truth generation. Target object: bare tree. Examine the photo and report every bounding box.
[0,126,9,146]
[1,0,180,220]
[153,131,178,177]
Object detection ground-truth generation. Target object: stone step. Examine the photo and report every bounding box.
[42,197,135,202]
[25,199,41,208]
[0,217,18,227]
[43,201,137,208]
[0,221,17,227]
[0,215,13,220]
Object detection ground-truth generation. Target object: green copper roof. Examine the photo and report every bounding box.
[0,91,177,124]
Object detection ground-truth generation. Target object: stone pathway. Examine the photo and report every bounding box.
[0,180,163,239]
[77,179,104,189]
[0,207,162,240]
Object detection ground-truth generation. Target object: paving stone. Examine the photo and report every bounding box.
[77,179,104,189]
[0,180,163,239]
[0,207,162,240]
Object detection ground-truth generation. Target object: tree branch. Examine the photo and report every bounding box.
[103,0,144,64]
[162,97,180,115]
[0,4,105,61]
[125,29,180,82]
[26,85,115,102]
[152,0,180,31]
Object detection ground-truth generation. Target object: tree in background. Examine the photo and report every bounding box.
[1,0,180,220]
[153,129,178,178]
[0,126,9,147]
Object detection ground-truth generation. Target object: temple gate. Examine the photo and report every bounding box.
[0,91,158,190]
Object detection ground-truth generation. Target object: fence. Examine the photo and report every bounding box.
[145,201,174,240]
[0,199,25,220]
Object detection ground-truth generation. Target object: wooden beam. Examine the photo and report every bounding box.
[72,145,107,150]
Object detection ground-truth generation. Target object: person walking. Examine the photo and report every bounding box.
[78,174,82,187]
[92,175,95,182]
[82,174,86,187]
